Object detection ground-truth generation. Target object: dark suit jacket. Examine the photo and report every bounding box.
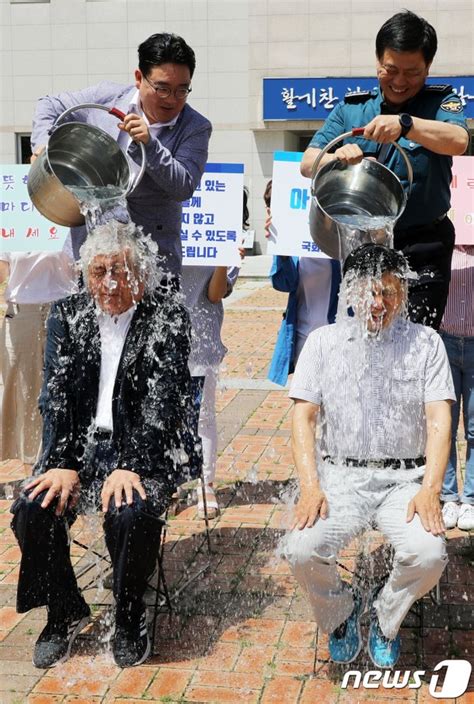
[35,286,202,488]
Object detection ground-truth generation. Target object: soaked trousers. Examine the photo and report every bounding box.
[282,464,447,641]
[10,440,173,619]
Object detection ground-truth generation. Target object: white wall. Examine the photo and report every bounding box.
[1,0,473,251]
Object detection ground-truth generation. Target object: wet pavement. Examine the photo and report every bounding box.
[0,278,473,703]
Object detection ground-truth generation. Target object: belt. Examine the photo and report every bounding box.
[323,456,426,469]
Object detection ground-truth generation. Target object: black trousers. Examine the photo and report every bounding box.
[394,216,455,330]
[10,440,173,621]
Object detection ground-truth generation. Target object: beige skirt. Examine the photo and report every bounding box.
[0,303,49,464]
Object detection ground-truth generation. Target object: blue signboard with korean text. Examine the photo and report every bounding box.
[263,76,474,120]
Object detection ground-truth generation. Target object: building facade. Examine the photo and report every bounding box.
[1,0,473,252]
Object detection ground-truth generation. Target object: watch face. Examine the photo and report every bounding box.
[399,113,412,135]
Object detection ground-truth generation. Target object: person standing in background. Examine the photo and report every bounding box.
[0,245,77,469]
[264,180,341,387]
[439,245,474,531]
[30,33,211,276]
[181,264,240,519]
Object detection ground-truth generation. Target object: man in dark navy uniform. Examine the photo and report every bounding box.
[301,10,469,329]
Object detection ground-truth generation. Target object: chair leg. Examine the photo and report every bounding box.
[200,469,212,555]
[151,516,173,652]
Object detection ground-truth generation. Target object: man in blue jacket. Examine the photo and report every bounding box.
[10,222,202,669]
[301,10,469,329]
[31,33,212,276]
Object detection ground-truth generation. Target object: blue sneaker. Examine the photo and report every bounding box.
[328,591,364,664]
[368,611,401,668]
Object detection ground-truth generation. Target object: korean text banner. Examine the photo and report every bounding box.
[450,156,474,244]
[267,153,473,257]
[1,165,69,252]
[263,76,474,120]
[1,163,245,263]
[266,151,328,260]
[181,163,244,267]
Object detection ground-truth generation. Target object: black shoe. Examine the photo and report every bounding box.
[33,603,91,669]
[113,606,150,668]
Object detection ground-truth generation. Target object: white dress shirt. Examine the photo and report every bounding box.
[95,307,135,431]
[290,317,455,461]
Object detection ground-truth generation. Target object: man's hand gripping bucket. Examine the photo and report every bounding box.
[27,103,147,227]
[309,128,413,262]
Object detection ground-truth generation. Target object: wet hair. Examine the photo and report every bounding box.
[79,220,159,292]
[375,10,437,65]
[343,243,409,279]
[263,179,272,208]
[138,33,196,78]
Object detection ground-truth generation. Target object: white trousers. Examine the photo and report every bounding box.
[282,464,447,640]
[1,303,49,463]
[198,369,218,485]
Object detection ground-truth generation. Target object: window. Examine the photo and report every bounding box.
[16,134,32,164]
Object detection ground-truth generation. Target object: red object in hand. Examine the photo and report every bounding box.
[109,107,126,121]
[352,127,365,136]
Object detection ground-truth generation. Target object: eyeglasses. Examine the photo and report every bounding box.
[143,75,192,100]
[89,263,131,281]
[371,286,399,300]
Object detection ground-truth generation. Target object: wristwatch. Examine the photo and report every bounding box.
[399,113,413,138]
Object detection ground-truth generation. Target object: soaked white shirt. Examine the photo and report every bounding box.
[95,307,135,431]
[290,317,455,460]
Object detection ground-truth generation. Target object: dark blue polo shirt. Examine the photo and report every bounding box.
[309,86,468,230]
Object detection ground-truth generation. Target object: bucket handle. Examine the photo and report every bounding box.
[50,103,147,197]
[310,128,413,198]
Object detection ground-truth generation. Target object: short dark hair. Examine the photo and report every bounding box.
[138,33,196,78]
[343,244,408,279]
[263,179,272,208]
[375,10,437,64]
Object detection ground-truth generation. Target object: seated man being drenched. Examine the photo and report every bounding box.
[11,221,201,669]
[282,244,454,668]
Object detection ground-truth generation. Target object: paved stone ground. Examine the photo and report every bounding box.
[0,280,473,704]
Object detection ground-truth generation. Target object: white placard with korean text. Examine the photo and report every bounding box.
[1,165,69,252]
[266,151,328,259]
[449,156,474,244]
[181,163,244,267]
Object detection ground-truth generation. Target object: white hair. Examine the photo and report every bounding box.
[79,219,161,291]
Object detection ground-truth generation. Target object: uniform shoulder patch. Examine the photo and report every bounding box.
[440,96,464,113]
[344,90,374,104]
[424,84,452,94]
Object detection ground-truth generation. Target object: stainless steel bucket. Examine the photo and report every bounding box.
[27,104,146,227]
[309,129,413,261]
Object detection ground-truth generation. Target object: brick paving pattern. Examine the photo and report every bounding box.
[0,280,473,703]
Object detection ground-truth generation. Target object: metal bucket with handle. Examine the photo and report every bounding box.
[27,103,147,227]
[309,128,413,261]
